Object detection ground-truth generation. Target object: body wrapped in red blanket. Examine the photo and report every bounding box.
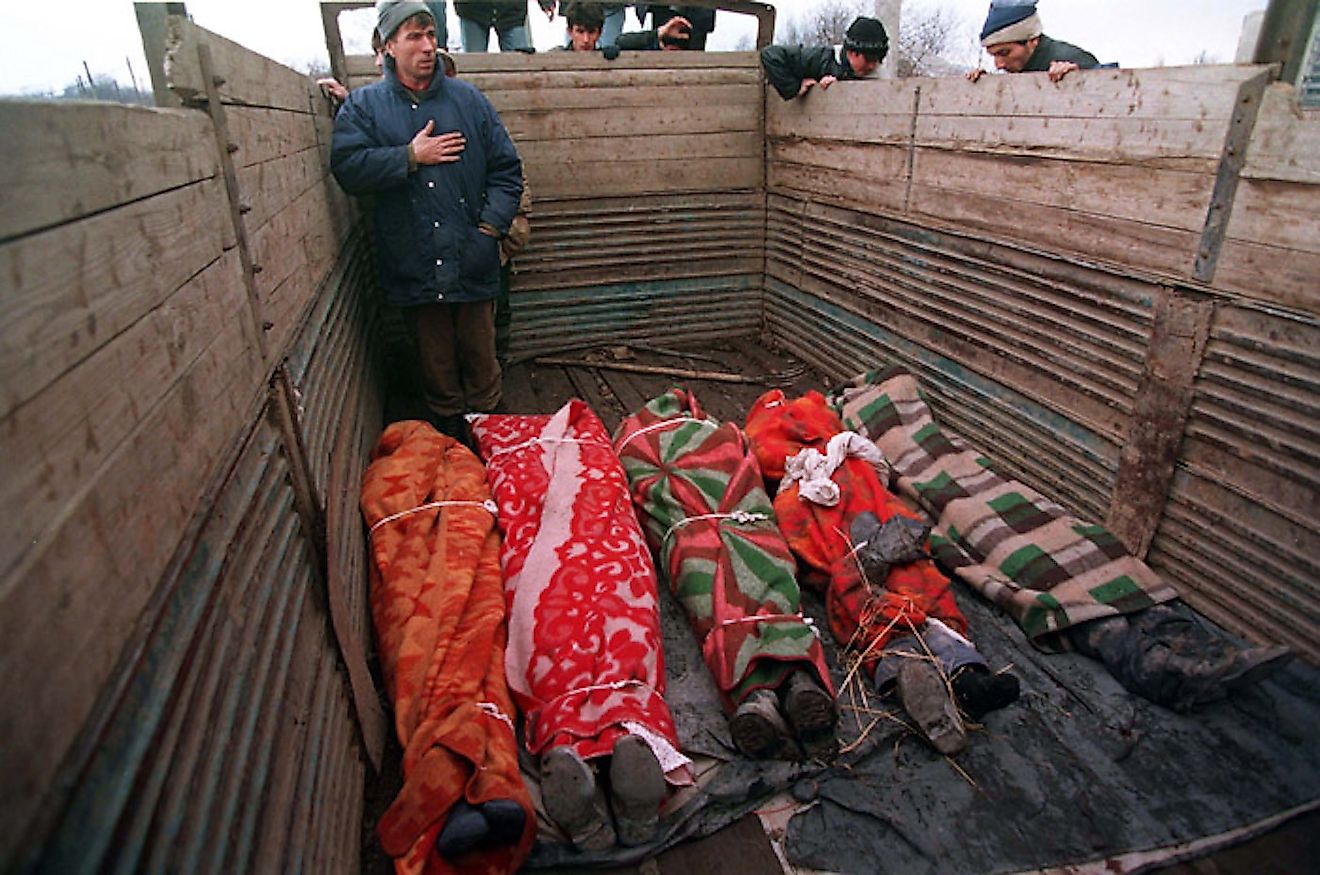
[470,400,691,850]
[745,390,1019,755]
[361,421,533,875]
[745,390,964,662]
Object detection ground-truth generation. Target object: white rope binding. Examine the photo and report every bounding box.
[368,499,499,536]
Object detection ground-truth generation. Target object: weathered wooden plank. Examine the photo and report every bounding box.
[461,67,760,94]
[0,249,254,587]
[350,48,762,77]
[912,148,1215,233]
[1222,177,1320,253]
[525,156,761,197]
[919,64,1268,122]
[164,15,317,112]
[905,179,1200,282]
[767,161,910,215]
[500,102,760,142]
[225,105,321,169]
[1214,241,1320,316]
[1242,82,1320,184]
[1106,289,1214,557]
[914,115,1228,170]
[484,83,755,113]
[251,180,356,356]
[0,306,265,866]
[0,177,234,421]
[235,146,327,232]
[0,102,217,241]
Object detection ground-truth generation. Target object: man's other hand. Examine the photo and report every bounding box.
[818,75,838,90]
[1047,60,1079,82]
[411,120,466,164]
[965,68,986,82]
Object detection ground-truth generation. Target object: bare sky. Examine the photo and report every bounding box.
[0,1,1268,96]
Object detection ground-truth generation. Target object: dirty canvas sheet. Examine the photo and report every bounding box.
[831,366,1179,648]
[613,387,833,711]
[361,421,534,875]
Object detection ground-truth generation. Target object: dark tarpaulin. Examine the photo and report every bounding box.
[527,574,1320,872]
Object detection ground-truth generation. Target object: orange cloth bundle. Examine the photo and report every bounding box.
[745,390,966,668]
[361,421,533,875]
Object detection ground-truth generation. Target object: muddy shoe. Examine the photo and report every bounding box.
[780,671,839,759]
[951,667,1021,721]
[541,746,615,851]
[897,659,967,756]
[729,688,793,758]
[608,735,666,847]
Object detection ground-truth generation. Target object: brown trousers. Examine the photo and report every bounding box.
[406,300,502,417]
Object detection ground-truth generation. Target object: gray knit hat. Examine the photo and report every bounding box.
[377,0,433,42]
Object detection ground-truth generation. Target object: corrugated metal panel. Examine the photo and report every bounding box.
[511,275,764,361]
[762,193,1156,524]
[286,227,382,653]
[1147,303,1320,660]
[23,413,363,875]
[502,191,766,359]
[766,280,1121,526]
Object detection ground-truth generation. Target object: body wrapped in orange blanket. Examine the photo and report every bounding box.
[361,421,534,875]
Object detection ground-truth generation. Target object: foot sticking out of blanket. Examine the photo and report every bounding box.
[609,734,666,847]
[951,667,1021,721]
[541,747,616,851]
[730,688,794,758]
[897,659,967,756]
[1066,603,1294,712]
[781,670,839,759]
[434,799,528,860]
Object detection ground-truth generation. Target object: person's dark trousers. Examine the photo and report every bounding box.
[405,299,502,422]
[495,262,513,368]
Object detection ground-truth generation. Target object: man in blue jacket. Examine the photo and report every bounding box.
[332,0,524,441]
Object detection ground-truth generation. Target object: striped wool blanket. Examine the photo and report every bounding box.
[744,389,966,670]
[832,367,1178,649]
[613,388,833,712]
[361,421,534,875]
[470,400,691,784]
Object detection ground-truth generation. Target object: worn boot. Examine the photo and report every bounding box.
[851,511,931,585]
[541,746,615,851]
[729,688,794,759]
[897,659,967,756]
[1068,604,1294,712]
[951,667,1021,721]
[608,735,666,847]
[780,670,839,759]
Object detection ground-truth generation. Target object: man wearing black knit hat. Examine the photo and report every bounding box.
[760,16,889,101]
[967,0,1098,83]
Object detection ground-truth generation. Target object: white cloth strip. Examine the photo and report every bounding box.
[779,431,892,506]
[713,612,819,637]
[368,499,499,536]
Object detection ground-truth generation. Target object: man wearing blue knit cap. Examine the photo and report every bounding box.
[967,0,1098,83]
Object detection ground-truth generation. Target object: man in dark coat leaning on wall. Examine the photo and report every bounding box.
[967,0,1099,83]
[759,16,890,101]
[331,0,524,444]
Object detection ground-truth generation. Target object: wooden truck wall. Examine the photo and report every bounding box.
[0,12,1316,874]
